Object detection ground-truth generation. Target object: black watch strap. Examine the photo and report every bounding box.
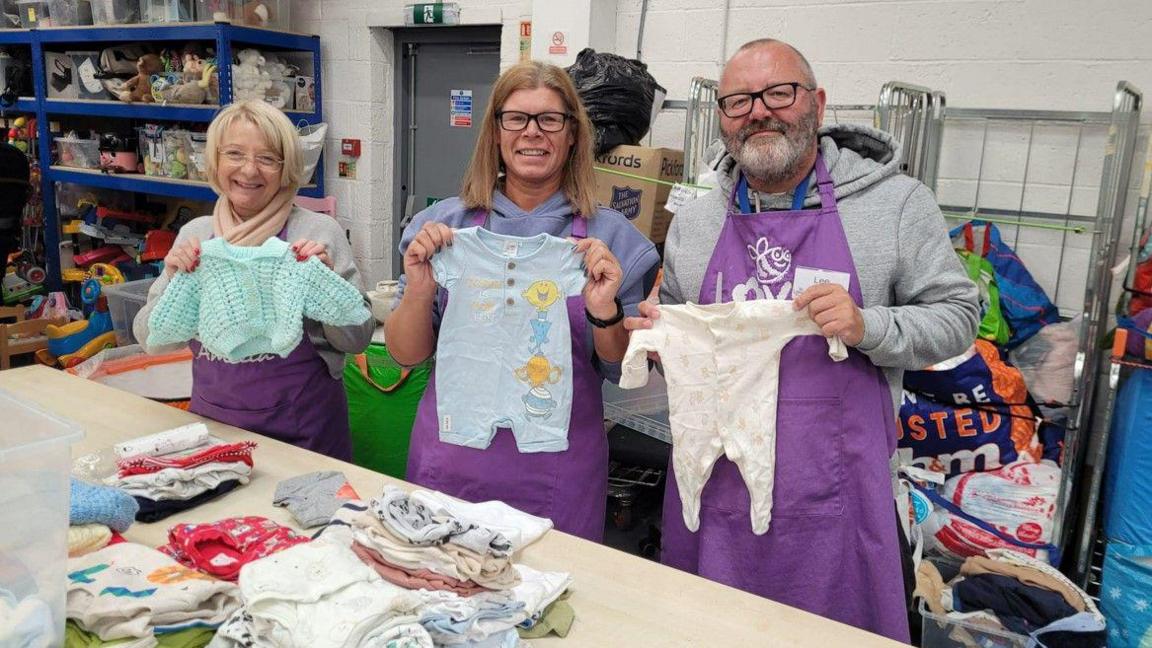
[585,297,624,328]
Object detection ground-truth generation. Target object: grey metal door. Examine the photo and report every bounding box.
[394,26,500,275]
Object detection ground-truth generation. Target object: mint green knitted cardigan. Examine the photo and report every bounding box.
[147,237,370,361]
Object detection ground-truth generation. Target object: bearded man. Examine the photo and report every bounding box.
[623,39,978,641]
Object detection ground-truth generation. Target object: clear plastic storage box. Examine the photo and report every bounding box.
[233,0,287,30]
[46,0,92,24]
[89,0,137,24]
[101,277,156,345]
[15,0,48,27]
[919,602,1028,648]
[0,388,85,647]
[602,368,671,443]
[139,0,192,22]
[55,135,100,169]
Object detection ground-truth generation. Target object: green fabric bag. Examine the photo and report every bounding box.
[343,344,431,479]
[959,249,1011,346]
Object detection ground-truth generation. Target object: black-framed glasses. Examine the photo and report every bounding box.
[716,82,815,118]
[496,111,572,132]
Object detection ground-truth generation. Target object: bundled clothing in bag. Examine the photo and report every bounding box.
[897,340,1047,478]
[950,221,1060,349]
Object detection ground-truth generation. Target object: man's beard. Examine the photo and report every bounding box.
[722,105,819,186]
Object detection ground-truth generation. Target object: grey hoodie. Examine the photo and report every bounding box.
[662,123,979,411]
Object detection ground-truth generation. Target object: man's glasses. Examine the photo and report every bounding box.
[716,82,815,118]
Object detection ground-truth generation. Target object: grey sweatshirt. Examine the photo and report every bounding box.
[662,123,980,411]
[133,206,375,379]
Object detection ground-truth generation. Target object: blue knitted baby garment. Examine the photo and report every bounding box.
[147,237,369,361]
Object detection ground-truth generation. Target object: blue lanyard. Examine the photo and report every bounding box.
[737,172,811,214]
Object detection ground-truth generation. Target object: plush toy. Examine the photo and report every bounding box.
[170,63,217,105]
[118,54,163,103]
[241,0,273,27]
[231,49,272,102]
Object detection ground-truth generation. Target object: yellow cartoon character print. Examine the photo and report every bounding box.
[523,280,561,312]
[515,353,562,418]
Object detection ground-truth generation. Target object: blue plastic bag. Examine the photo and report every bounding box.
[1100,542,1152,647]
[1104,368,1152,545]
[951,221,1061,349]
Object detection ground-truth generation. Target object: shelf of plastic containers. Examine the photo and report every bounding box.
[33,22,317,50]
[46,165,321,200]
[43,98,222,122]
[601,368,672,444]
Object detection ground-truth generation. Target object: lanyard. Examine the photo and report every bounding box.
[736,172,811,214]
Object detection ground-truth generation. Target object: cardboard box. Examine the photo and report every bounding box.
[593,145,684,243]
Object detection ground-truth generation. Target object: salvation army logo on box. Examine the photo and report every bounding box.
[610,186,642,220]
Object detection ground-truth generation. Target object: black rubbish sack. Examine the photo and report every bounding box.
[565,48,665,156]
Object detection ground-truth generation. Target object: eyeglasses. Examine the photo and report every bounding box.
[496,111,572,132]
[716,82,815,118]
[218,149,284,170]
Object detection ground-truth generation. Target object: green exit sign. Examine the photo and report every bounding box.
[406,3,459,25]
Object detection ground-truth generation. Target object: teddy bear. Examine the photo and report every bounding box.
[241,0,273,27]
[117,54,162,103]
[231,49,272,102]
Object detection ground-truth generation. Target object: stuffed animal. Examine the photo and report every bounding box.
[170,63,217,105]
[231,49,271,102]
[241,0,273,27]
[117,54,162,103]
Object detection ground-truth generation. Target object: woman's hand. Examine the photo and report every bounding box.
[624,299,661,363]
[292,239,333,269]
[574,237,623,319]
[163,236,201,276]
[403,222,454,303]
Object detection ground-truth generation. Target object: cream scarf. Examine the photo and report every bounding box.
[211,188,296,246]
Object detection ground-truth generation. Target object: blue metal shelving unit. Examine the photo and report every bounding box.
[16,22,324,289]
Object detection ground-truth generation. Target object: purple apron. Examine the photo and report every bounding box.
[189,228,352,461]
[406,212,608,542]
[660,156,910,641]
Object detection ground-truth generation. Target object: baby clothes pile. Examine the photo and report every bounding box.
[106,430,257,523]
[206,538,434,648]
[158,516,310,581]
[328,486,522,594]
[67,542,241,646]
[916,549,1105,646]
[272,470,362,528]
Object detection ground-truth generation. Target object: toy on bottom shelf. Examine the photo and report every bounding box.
[40,277,117,368]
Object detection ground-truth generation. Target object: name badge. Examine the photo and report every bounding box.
[793,266,851,295]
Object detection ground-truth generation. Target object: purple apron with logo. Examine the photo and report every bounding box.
[660,156,909,641]
[406,213,608,542]
[189,228,352,461]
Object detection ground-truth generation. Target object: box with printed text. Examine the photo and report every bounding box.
[593,145,684,244]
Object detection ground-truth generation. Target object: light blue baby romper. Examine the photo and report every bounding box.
[431,227,585,452]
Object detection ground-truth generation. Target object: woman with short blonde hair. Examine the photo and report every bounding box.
[134,100,373,459]
[387,61,660,542]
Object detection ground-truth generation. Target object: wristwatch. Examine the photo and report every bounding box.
[585,297,624,328]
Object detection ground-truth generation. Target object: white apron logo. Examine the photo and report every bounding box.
[733,237,793,301]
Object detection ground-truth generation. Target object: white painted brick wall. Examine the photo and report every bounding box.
[295,0,1152,291]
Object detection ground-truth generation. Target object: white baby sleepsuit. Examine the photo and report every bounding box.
[620,300,846,534]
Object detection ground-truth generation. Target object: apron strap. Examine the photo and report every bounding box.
[813,153,835,209]
[731,153,828,214]
[470,210,487,227]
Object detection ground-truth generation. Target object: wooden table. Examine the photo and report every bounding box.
[0,366,908,647]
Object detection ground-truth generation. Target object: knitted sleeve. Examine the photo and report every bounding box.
[298,257,373,326]
[146,270,203,347]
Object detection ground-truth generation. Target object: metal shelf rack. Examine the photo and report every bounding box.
[10,21,324,289]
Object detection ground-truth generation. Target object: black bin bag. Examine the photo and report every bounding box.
[565,48,665,156]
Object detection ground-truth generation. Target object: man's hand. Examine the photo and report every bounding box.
[793,284,865,346]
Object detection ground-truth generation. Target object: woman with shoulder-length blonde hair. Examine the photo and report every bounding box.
[134,100,374,460]
[387,61,660,541]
